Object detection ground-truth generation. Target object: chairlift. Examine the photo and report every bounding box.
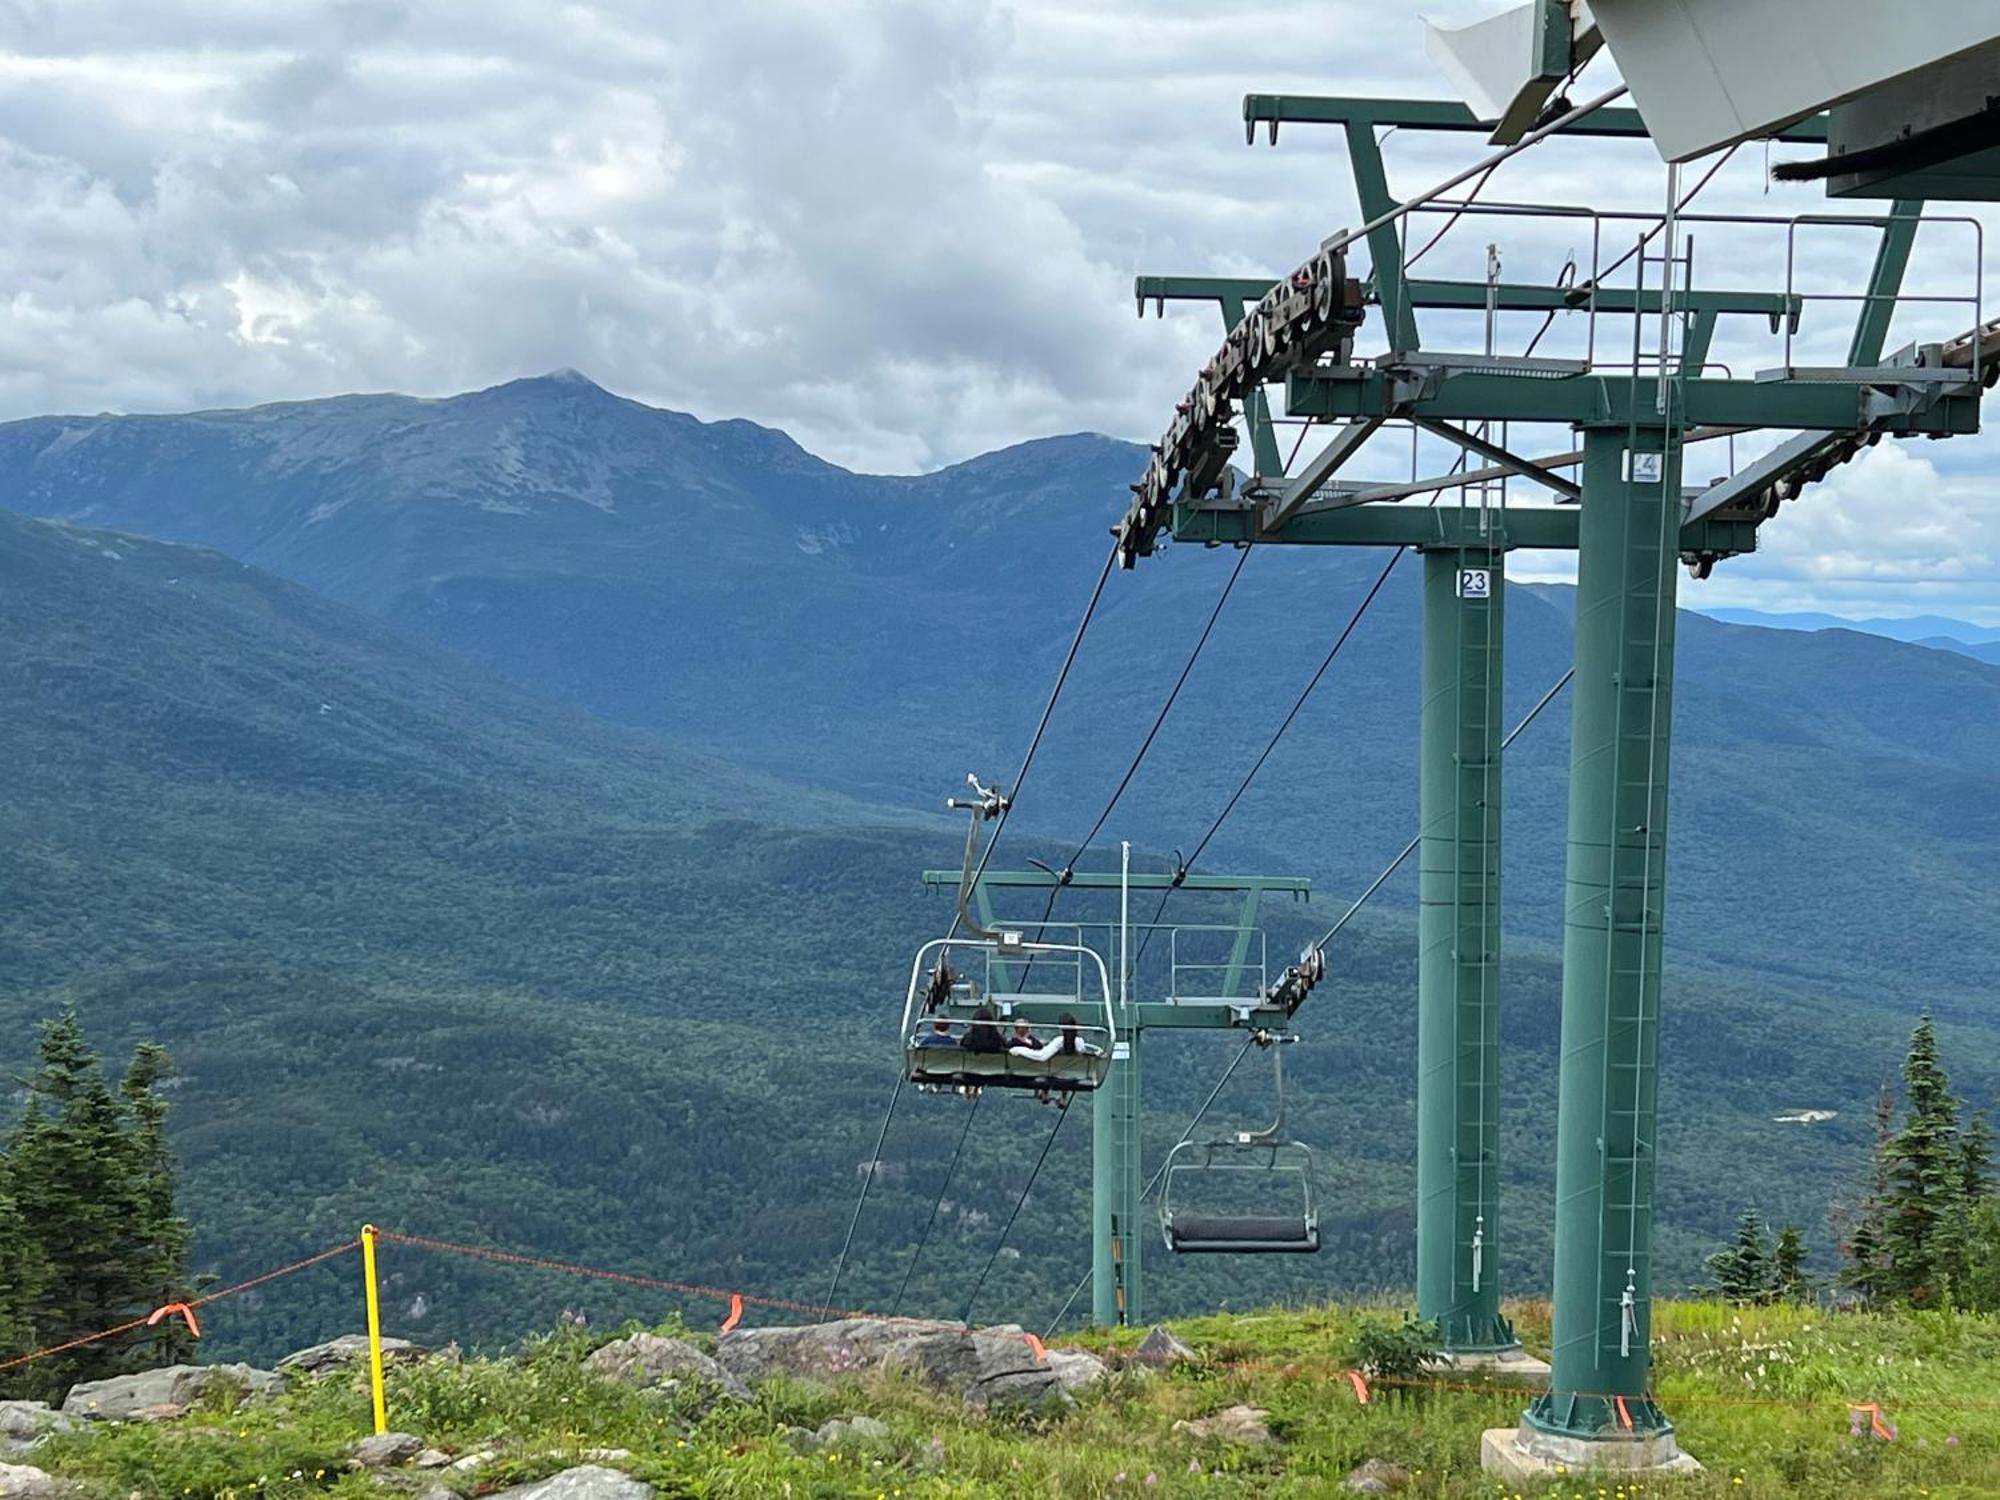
[1160,1035,1320,1254]
[900,936,1116,1096]
[899,774,1117,1097]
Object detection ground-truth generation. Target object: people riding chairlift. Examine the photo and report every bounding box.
[912,1018,958,1049]
[1007,1012,1102,1062]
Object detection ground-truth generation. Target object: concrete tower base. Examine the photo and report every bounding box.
[1445,1347,1551,1384]
[1481,1422,1702,1484]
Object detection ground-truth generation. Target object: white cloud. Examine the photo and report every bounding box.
[0,0,1993,620]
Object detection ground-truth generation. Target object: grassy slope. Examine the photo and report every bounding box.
[26,1299,2000,1499]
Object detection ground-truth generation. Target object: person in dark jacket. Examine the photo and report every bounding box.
[962,1004,1009,1053]
[912,1018,959,1049]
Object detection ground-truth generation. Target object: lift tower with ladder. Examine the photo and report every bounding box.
[1117,39,1999,1479]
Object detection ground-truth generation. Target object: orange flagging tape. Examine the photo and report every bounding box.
[146,1302,201,1339]
[0,1239,358,1374]
[1344,1369,1370,1404]
[1849,1402,1898,1441]
[1615,1394,1634,1431]
[1023,1333,1048,1362]
[720,1294,744,1334]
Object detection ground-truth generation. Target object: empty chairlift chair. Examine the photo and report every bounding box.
[900,935,1116,1097]
[1159,1036,1320,1253]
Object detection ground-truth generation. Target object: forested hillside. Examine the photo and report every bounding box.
[0,505,1992,1362]
[1,375,1996,1022]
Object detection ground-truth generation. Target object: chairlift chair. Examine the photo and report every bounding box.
[900,935,1116,1097]
[1159,1035,1320,1254]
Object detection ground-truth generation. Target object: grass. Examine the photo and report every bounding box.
[24,1299,2000,1499]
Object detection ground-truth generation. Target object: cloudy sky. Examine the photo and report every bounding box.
[1,0,1997,622]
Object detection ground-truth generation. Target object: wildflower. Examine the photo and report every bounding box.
[1145,1476,1158,1489]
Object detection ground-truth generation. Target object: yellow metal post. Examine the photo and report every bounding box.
[360,1225,388,1436]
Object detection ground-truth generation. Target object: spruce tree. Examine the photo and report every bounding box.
[1706,1209,1773,1304]
[119,1043,195,1368]
[0,1171,42,1360]
[1772,1223,1811,1303]
[1839,1081,1897,1304]
[1881,1014,1964,1305]
[1961,1110,1993,1203]
[3,1014,191,1401]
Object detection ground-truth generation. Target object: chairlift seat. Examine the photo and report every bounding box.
[1164,1212,1320,1254]
[905,1045,1109,1093]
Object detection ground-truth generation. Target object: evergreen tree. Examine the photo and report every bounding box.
[1772,1223,1812,1303]
[0,1171,43,1359]
[1960,1110,1993,1203]
[2,1014,192,1401]
[1706,1209,1773,1304]
[1881,1014,1964,1305]
[119,1043,195,1367]
[1839,1080,1897,1304]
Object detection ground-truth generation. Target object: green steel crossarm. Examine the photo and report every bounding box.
[1285,368,1984,434]
[1242,95,1828,144]
[1168,501,1760,556]
[1137,273,1800,324]
[921,870,1311,895]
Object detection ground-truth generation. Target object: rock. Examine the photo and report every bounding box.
[813,1415,890,1447]
[415,1488,456,1500]
[718,1317,1082,1410]
[280,1336,429,1375]
[1044,1349,1109,1394]
[583,1333,750,1402]
[0,1405,69,1456]
[412,1450,451,1470]
[0,1463,59,1499]
[131,1404,187,1423]
[1134,1326,1198,1366]
[1345,1458,1411,1493]
[447,1450,497,1474]
[485,1464,652,1500]
[353,1432,426,1468]
[61,1365,286,1421]
[1174,1404,1275,1445]
[780,1426,819,1455]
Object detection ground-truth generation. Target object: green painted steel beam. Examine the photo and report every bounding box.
[1526,429,1681,1442]
[1417,548,1516,1354]
[1346,119,1420,351]
[1849,200,1922,367]
[1242,95,1827,143]
[1284,368,1982,433]
[1167,500,1760,556]
[1139,276,1798,324]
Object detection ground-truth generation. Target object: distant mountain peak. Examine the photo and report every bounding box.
[537,367,601,388]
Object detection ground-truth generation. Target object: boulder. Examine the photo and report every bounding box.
[718,1318,1082,1410]
[582,1333,750,1402]
[61,1364,286,1421]
[1345,1458,1411,1494]
[486,1465,652,1500]
[0,1464,59,1499]
[1174,1404,1275,1445]
[1043,1349,1109,1395]
[0,1405,68,1456]
[280,1335,429,1374]
[353,1432,426,1468]
[1134,1326,1198,1366]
